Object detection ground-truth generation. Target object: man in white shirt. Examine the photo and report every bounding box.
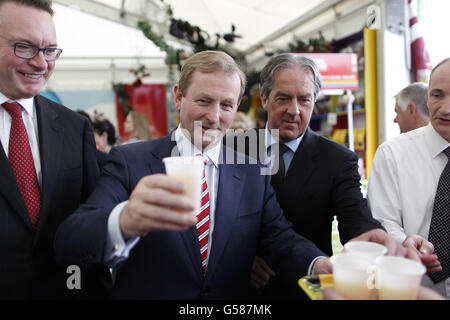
[368,58,450,298]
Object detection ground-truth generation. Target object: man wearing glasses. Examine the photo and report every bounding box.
[0,0,110,299]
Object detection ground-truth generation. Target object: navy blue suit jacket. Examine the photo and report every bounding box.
[55,133,325,299]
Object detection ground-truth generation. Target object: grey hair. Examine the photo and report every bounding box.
[395,82,429,119]
[260,53,322,101]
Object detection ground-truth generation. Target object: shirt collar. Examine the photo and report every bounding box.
[174,126,221,167]
[0,92,35,118]
[264,124,304,154]
[425,123,450,159]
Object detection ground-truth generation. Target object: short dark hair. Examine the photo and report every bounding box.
[93,118,117,146]
[0,0,54,16]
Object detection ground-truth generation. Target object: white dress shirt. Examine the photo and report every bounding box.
[0,93,42,187]
[106,126,222,268]
[367,123,450,298]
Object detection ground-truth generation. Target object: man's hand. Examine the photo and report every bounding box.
[250,256,276,288]
[311,257,332,275]
[119,174,198,238]
[349,229,404,256]
[348,229,425,263]
[402,234,442,274]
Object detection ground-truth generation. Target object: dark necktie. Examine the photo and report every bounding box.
[2,102,41,228]
[428,146,450,283]
[270,143,290,191]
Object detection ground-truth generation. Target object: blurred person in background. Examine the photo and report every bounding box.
[230,111,254,130]
[394,82,429,133]
[93,117,116,154]
[123,110,152,143]
[76,110,109,171]
[256,108,268,128]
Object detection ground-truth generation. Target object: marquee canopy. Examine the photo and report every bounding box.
[53,0,373,64]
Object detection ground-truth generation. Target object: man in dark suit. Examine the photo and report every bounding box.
[230,53,384,298]
[54,50,332,299]
[0,0,110,299]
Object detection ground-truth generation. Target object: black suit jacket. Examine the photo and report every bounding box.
[0,95,111,299]
[229,127,383,257]
[228,127,383,298]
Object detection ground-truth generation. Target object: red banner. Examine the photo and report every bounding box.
[301,53,359,91]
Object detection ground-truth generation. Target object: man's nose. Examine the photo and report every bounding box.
[28,51,48,70]
[443,97,450,113]
[205,104,220,123]
[286,101,300,115]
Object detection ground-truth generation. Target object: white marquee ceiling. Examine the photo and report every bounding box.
[53,0,372,60]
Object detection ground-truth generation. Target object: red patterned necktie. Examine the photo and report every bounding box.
[3,102,41,227]
[196,155,210,274]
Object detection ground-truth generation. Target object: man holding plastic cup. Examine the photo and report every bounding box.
[54,50,333,299]
[368,58,450,299]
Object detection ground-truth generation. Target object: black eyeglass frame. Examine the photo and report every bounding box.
[13,42,63,61]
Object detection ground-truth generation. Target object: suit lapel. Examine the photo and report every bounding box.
[206,153,244,278]
[34,96,64,242]
[180,225,203,281]
[284,128,319,189]
[0,146,32,228]
[250,127,318,189]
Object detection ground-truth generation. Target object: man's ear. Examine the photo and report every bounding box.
[173,85,182,112]
[260,92,268,111]
[407,103,417,116]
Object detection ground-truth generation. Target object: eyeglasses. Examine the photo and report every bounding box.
[13,42,63,61]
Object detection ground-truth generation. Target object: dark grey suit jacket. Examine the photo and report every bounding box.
[227,127,383,298]
[229,127,383,256]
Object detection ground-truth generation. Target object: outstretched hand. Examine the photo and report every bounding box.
[120,174,198,238]
[402,234,442,274]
